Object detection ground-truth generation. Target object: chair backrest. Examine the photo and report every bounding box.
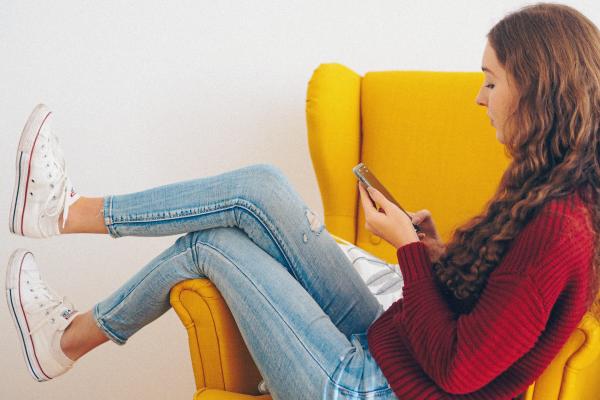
[305,63,600,400]
[306,63,510,263]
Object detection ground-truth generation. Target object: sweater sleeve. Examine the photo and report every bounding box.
[395,241,553,395]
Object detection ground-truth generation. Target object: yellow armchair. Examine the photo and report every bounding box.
[170,63,600,399]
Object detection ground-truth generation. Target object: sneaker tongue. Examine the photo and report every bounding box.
[53,306,78,330]
[60,176,80,230]
[64,177,80,208]
[22,280,59,312]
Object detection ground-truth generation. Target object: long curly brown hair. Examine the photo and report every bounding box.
[433,3,600,317]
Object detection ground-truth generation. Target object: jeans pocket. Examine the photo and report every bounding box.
[322,334,397,399]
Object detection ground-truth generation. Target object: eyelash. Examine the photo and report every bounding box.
[485,83,495,89]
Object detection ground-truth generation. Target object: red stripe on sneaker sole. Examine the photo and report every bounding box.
[20,111,52,236]
[6,249,42,381]
[16,252,51,380]
[7,288,42,381]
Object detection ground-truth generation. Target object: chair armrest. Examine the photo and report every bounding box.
[170,279,264,395]
[329,232,354,245]
[567,313,600,369]
[194,388,271,400]
[306,63,363,240]
[524,312,600,399]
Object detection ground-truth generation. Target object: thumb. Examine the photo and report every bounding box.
[413,210,430,224]
[412,212,426,224]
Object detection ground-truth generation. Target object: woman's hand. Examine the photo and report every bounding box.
[407,209,441,242]
[358,183,420,249]
[406,209,447,263]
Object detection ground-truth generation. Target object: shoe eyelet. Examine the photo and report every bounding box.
[50,184,54,188]
[52,196,56,200]
[46,311,49,315]
[31,179,35,183]
[29,192,33,196]
[51,318,55,323]
[30,289,34,292]
[39,304,43,308]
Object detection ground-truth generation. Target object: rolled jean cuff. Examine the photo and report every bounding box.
[102,195,120,238]
[93,304,128,345]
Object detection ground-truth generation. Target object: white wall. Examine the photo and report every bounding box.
[1,1,598,399]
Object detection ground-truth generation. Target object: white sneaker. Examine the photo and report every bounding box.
[5,249,79,381]
[9,104,80,238]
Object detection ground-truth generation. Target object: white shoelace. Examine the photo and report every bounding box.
[37,135,75,230]
[337,243,403,296]
[25,278,73,337]
[344,246,403,295]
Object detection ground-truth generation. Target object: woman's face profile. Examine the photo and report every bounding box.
[475,41,517,144]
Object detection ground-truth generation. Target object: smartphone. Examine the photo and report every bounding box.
[353,162,421,233]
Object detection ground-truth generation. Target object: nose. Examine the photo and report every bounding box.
[475,88,487,107]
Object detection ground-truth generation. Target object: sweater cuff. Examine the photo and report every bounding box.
[397,241,434,282]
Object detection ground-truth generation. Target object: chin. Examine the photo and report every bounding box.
[496,130,504,144]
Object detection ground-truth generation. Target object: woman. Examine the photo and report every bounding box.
[6,3,599,399]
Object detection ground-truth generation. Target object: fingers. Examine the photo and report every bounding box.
[365,186,391,212]
[358,183,375,214]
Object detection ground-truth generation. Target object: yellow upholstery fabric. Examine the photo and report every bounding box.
[523,314,600,400]
[307,65,511,259]
[170,280,267,397]
[170,63,600,399]
[193,388,272,400]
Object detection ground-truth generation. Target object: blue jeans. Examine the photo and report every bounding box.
[92,163,399,400]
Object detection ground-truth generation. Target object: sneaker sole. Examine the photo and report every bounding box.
[5,249,51,381]
[9,104,53,237]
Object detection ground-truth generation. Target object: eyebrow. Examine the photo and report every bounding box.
[481,66,496,77]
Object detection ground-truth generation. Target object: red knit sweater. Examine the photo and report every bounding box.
[367,191,595,399]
